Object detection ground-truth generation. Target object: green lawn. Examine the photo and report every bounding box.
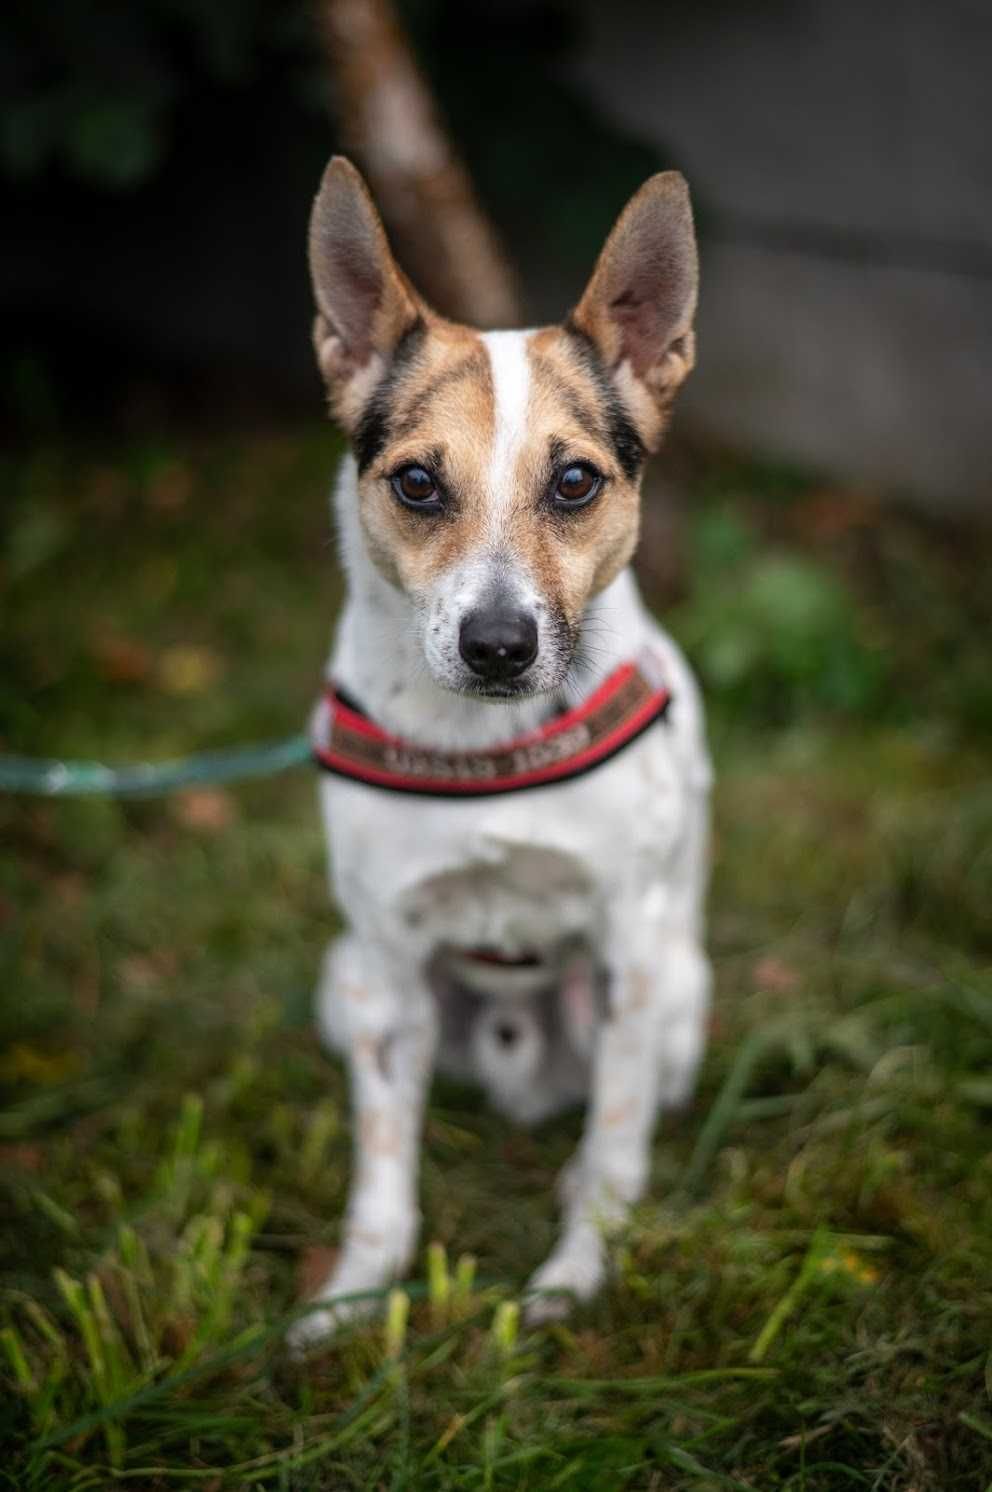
[2,429,991,1489]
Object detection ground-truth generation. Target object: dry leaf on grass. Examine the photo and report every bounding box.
[147,461,192,512]
[795,487,878,541]
[752,955,801,995]
[0,1043,80,1085]
[53,873,86,907]
[0,1143,45,1173]
[173,788,237,833]
[116,954,163,992]
[90,634,153,684]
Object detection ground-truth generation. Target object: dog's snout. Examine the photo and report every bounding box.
[459,608,539,682]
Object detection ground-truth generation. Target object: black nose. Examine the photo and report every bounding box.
[459,608,538,682]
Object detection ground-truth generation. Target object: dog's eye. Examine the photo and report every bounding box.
[553,464,601,508]
[392,465,440,508]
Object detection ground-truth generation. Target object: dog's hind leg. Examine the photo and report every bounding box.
[289,934,438,1352]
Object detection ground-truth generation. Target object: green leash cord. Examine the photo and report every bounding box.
[0,734,311,797]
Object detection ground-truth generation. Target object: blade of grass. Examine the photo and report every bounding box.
[678,1030,776,1199]
[749,1228,831,1364]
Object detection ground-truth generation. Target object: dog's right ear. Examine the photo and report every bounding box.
[570,172,698,442]
[309,157,425,425]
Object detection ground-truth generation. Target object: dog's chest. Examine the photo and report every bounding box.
[398,838,597,954]
[322,725,688,955]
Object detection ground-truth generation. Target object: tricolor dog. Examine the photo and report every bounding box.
[291,157,712,1348]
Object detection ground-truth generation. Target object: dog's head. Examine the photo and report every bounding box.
[309,157,697,699]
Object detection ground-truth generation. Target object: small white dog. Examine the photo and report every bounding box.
[291,157,712,1348]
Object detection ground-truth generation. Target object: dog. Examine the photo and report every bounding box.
[289,156,712,1349]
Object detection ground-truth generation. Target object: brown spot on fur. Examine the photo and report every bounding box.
[355,1033,395,1080]
[627,968,652,1012]
[355,1035,380,1068]
[359,1109,402,1158]
[350,1227,385,1248]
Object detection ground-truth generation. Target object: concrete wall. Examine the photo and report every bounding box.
[570,0,992,512]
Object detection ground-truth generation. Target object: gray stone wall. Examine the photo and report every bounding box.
[570,0,992,512]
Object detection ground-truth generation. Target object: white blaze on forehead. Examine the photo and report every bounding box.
[479,330,532,535]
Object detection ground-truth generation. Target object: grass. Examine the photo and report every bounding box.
[2,427,992,1489]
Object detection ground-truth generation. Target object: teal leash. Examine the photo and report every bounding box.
[0,734,311,797]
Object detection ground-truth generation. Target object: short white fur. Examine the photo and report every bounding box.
[480,329,532,536]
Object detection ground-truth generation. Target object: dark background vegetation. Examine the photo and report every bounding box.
[2,3,991,1488]
[2,0,660,435]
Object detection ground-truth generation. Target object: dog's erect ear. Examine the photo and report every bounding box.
[309,157,425,422]
[571,172,698,417]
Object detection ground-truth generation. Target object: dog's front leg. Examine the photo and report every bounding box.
[289,938,438,1351]
[525,914,709,1324]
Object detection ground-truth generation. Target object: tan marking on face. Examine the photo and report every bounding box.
[309,158,698,697]
[614,356,676,452]
[503,328,644,625]
[356,319,498,594]
[353,319,655,681]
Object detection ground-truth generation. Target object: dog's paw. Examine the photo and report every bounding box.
[287,1223,417,1357]
[523,1232,606,1326]
[286,1289,380,1357]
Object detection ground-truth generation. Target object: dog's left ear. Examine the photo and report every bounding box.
[308,156,427,426]
[570,172,698,425]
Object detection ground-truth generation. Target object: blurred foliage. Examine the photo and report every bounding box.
[0,0,322,188]
[0,431,343,762]
[413,1,665,297]
[674,506,886,722]
[0,0,662,271]
[888,785,992,954]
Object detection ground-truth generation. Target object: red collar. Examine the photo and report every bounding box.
[312,657,670,797]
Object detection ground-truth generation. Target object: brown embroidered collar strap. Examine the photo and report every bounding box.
[311,657,671,797]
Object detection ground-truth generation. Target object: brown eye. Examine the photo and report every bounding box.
[392,465,440,509]
[554,463,601,508]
